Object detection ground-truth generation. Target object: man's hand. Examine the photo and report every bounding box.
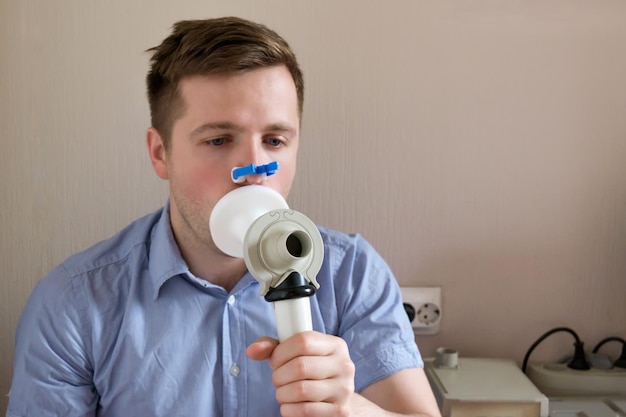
[246,332,356,417]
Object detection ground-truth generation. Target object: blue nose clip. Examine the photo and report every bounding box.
[231,161,280,183]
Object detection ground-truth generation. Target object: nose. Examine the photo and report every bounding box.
[242,168,266,185]
[232,161,280,184]
[232,164,264,185]
[232,142,266,184]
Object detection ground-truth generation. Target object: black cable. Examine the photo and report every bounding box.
[592,336,626,369]
[592,336,626,352]
[522,327,589,373]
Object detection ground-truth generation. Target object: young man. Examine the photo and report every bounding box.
[7,17,440,417]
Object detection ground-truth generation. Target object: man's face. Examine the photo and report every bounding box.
[148,65,300,257]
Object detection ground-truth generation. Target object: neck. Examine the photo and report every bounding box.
[182,242,249,292]
[192,255,248,292]
[169,209,248,292]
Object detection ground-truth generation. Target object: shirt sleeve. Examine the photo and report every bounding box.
[319,231,423,393]
[7,265,98,417]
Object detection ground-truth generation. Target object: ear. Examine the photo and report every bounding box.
[146,127,169,180]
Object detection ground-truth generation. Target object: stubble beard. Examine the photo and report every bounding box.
[168,181,225,260]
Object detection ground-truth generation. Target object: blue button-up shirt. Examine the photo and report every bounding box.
[8,204,422,417]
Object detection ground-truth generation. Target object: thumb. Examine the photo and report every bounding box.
[246,336,279,361]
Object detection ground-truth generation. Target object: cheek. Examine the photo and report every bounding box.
[173,160,228,197]
[274,161,297,194]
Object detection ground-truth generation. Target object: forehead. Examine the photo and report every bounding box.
[174,66,300,129]
[180,66,297,102]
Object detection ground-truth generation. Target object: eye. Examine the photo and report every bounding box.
[265,137,285,148]
[206,137,226,146]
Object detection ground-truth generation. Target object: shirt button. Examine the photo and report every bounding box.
[229,364,240,377]
[227,295,236,305]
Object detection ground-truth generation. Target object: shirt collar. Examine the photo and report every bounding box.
[147,201,262,299]
[148,201,190,299]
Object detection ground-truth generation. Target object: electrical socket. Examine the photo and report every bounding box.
[400,287,442,335]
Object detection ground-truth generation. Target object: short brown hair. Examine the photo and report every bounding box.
[146,17,304,148]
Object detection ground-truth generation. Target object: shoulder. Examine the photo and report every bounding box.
[17,207,166,345]
[61,209,164,277]
[317,226,390,276]
[315,225,397,310]
[318,226,380,260]
[28,208,164,308]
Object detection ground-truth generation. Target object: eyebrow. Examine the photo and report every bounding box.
[188,122,239,140]
[188,121,297,140]
[266,123,297,135]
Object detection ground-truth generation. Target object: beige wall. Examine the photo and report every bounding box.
[2,0,625,412]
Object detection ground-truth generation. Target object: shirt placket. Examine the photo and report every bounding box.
[221,292,246,417]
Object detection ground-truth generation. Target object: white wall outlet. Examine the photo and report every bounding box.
[400,287,442,335]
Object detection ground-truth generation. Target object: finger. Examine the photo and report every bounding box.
[245,336,279,361]
[269,331,340,369]
[275,374,354,404]
[279,399,350,417]
[272,354,354,387]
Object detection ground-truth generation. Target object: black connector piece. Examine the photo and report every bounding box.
[522,327,590,373]
[264,271,316,303]
[568,341,591,370]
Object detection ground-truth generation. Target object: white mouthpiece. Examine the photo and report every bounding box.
[209,186,289,258]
